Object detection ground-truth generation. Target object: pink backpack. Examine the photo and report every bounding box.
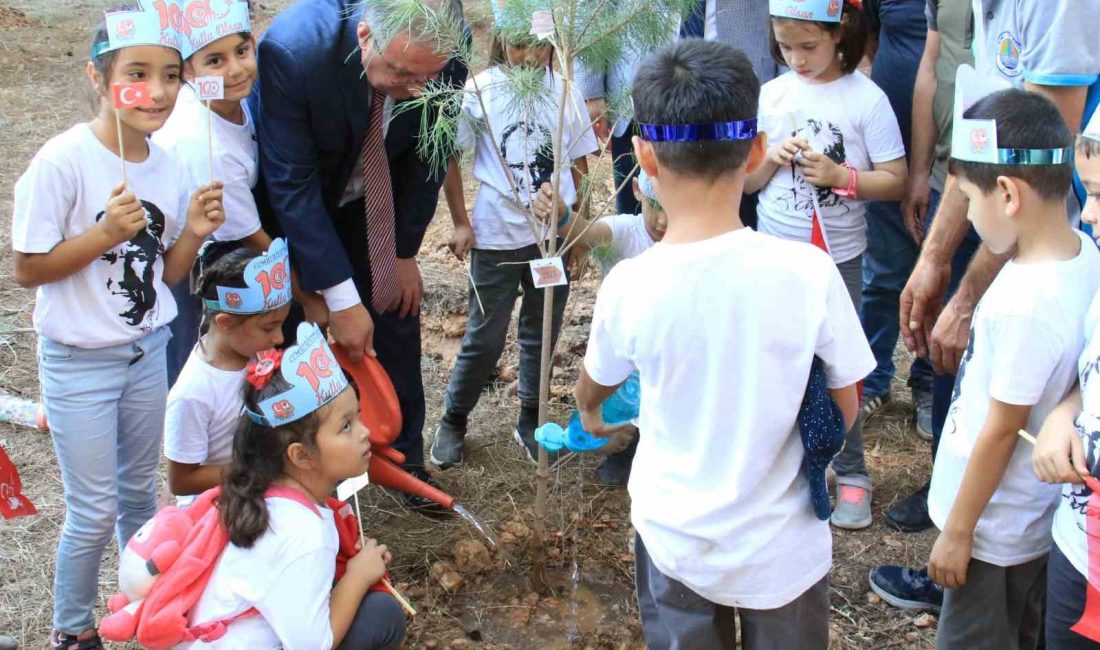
[99,486,363,649]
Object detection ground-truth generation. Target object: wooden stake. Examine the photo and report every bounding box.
[115,109,128,187]
[207,99,215,185]
[466,262,485,315]
[353,492,417,616]
[1017,429,1037,445]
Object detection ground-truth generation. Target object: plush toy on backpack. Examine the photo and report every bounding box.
[98,505,193,640]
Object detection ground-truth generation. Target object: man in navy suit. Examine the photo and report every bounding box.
[250,0,467,508]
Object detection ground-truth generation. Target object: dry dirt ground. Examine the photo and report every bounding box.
[1,2,940,648]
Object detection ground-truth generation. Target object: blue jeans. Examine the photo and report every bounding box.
[611,127,641,216]
[861,199,934,397]
[336,592,406,650]
[38,326,169,633]
[832,255,870,489]
[444,243,569,415]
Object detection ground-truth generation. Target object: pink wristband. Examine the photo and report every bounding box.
[834,162,858,199]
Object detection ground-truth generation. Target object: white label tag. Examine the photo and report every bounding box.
[530,257,568,289]
[336,471,371,501]
[195,76,224,101]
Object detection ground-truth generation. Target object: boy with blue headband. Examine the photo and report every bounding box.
[925,66,1100,650]
[574,39,872,649]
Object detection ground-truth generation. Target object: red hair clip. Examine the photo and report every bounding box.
[848,0,863,8]
[246,349,283,391]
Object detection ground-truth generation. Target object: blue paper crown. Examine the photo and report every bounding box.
[246,323,351,427]
[638,119,758,143]
[181,0,251,60]
[769,0,844,23]
[202,238,293,315]
[637,169,658,203]
[951,65,1074,166]
[92,1,184,59]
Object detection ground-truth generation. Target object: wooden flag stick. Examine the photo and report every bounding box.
[115,110,128,187]
[207,99,215,186]
[466,261,485,315]
[353,492,417,616]
[1017,429,1038,445]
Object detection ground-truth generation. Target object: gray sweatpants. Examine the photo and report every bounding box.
[831,254,870,489]
[936,555,1047,650]
[634,535,830,650]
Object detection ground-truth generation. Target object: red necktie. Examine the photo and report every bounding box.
[363,90,398,313]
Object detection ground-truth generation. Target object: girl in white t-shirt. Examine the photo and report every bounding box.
[431,20,598,468]
[165,241,292,505]
[1032,120,1100,648]
[9,10,224,648]
[181,327,404,650]
[745,0,908,530]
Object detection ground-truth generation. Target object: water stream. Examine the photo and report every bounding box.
[453,501,499,547]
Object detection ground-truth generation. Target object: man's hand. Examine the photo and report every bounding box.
[900,256,950,358]
[928,528,973,590]
[448,224,475,261]
[391,257,423,319]
[578,405,637,441]
[329,303,375,361]
[902,174,931,244]
[586,98,610,142]
[929,295,973,375]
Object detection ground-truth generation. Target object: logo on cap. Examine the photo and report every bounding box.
[226,292,243,309]
[970,128,989,154]
[117,19,135,39]
[272,400,295,420]
[827,0,840,17]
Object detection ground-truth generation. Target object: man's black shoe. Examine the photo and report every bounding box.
[885,481,933,532]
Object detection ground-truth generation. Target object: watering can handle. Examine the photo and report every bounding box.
[331,344,403,446]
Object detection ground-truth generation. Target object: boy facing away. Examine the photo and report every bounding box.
[574,39,874,650]
[926,80,1100,650]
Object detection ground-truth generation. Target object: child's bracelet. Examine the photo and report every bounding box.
[833,163,858,199]
[557,206,571,229]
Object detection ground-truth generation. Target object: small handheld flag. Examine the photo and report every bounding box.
[111,82,154,109]
[111,82,155,186]
[195,76,225,183]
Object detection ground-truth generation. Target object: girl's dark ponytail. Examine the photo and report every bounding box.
[219,373,321,547]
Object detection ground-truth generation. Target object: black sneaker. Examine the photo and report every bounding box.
[869,565,943,612]
[514,404,559,465]
[595,434,638,487]
[50,631,103,650]
[885,481,933,533]
[429,413,467,469]
[402,467,454,518]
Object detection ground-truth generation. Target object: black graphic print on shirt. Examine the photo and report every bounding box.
[500,121,554,207]
[95,200,166,329]
[1065,353,1100,535]
[780,119,851,216]
[944,311,978,437]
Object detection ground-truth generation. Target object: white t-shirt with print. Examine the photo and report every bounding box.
[584,228,875,609]
[11,124,190,348]
[164,345,246,507]
[756,71,906,264]
[178,497,338,650]
[1052,292,1100,585]
[457,67,598,250]
[154,85,261,243]
[929,231,1100,566]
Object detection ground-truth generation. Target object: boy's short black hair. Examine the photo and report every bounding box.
[949,89,1074,201]
[631,39,760,180]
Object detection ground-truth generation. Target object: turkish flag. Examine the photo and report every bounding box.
[0,444,36,519]
[111,82,154,110]
[810,208,830,254]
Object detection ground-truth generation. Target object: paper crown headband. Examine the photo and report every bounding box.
[92,1,184,59]
[637,169,658,203]
[1084,110,1100,144]
[246,323,351,427]
[201,238,293,315]
[769,0,846,23]
[951,65,1074,165]
[638,119,758,143]
[181,0,251,59]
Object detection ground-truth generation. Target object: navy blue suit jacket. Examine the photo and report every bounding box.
[249,0,467,292]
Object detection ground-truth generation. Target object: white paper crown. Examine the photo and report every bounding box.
[247,323,351,427]
[769,0,844,23]
[94,1,184,59]
[181,0,251,60]
[951,64,1074,165]
[1084,110,1100,144]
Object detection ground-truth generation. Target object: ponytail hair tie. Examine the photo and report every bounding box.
[246,349,284,391]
